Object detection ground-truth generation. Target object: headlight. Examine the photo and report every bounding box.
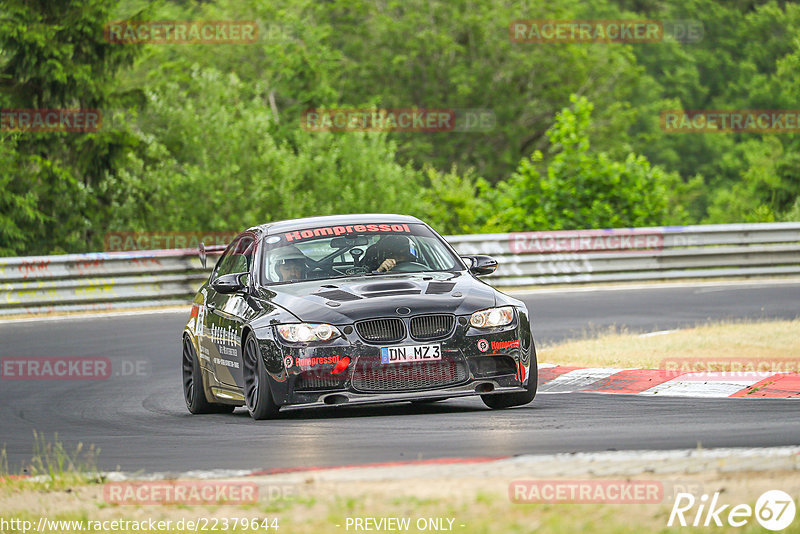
[469,306,514,328]
[276,323,340,342]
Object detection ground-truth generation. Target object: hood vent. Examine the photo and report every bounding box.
[425,282,456,294]
[314,289,362,302]
[360,281,417,292]
[362,289,421,298]
[359,280,421,298]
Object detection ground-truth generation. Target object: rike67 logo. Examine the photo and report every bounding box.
[669,490,796,531]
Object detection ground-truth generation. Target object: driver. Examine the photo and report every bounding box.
[272,245,308,281]
[371,235,418,272]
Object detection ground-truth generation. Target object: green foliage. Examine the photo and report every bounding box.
[0,0,140,254]
[317,0,659,181]
[487,96,687,231]
[0,136,46,255]
[704,136,800,223]
[623,0,800,224]
[418,166,495,236]
[113,66,427,232]
[30,430,100,484]
[1,0,798,256]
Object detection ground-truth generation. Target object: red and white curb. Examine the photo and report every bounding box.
[538,363,800,398]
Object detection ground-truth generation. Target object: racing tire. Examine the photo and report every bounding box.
[182,336,234,414]
[242,332,280,420]
[481,345,538,410]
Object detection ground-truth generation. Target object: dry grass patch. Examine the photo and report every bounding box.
[2,471,800,533]
[538,319,800,369]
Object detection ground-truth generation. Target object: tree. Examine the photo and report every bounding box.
[0,0,140,254]
[487,96,689,231]
[113,66,429,232]
[0,136,46,255]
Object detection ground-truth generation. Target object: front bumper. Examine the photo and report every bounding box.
[282,380,526,410]
[259,311,533,407]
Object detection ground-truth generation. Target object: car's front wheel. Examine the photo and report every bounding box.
[242,332,280,420]
[481,345,538,409]
[182,336,234,414]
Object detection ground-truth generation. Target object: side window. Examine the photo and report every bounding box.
[213,236,256,279]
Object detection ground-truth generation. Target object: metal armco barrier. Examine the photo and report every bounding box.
[0,249,207,316]
[1,223,798,316]
[448,223,800,286]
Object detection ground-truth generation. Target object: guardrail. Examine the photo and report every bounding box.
[0,249,208,316]
[449,223,800,286]
[1,223,798,316]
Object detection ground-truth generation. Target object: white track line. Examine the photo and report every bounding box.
[639,372,767,397]
[511,277,800,295]
[539,367,629,393]
[639,329,679,337]
[0,307,190,324]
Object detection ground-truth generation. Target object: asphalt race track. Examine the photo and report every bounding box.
[0,281,798,474]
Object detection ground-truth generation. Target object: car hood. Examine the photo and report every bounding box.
[255,271,499,324]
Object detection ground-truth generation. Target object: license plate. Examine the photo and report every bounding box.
[380,344,442,364]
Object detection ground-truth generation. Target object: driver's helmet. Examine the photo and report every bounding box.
[375,235,417,264]
[271,245,308,281]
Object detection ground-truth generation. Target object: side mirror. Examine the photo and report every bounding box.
[212,272,248,294]
[463,255,498,276]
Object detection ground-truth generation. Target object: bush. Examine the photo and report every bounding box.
[486,95,688,232]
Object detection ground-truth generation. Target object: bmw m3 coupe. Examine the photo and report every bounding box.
[182,214,537,419]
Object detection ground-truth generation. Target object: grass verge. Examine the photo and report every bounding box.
[0,432,102,491]
[1,466,799,533]
[538,319,800,369]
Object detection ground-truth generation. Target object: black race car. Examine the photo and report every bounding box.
[182,214,537,419]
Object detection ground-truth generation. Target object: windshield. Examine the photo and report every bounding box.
[260,222,462,284]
